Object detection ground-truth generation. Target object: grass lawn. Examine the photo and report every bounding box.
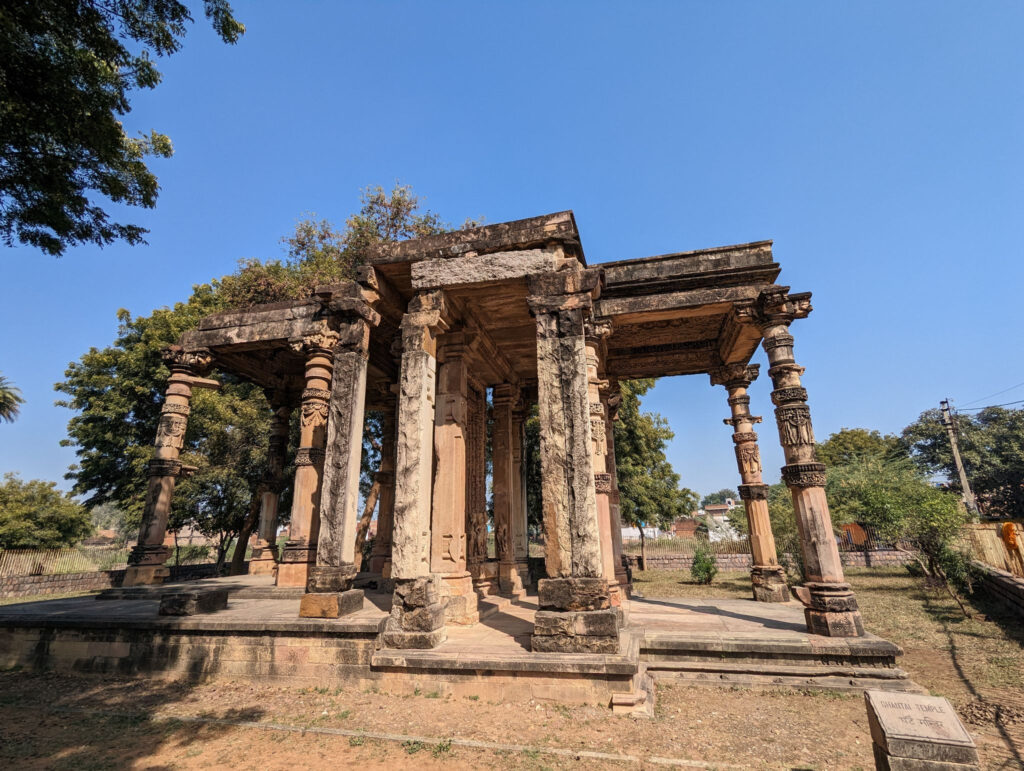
[0,567,1020,769]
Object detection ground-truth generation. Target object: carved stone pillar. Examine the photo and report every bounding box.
[511,401,530,573]
[429,332,479,624]
[124,347,216,587]
[710,364,789,603]
[604,381,630,596]
[465,380,491,591]
[368,396,398,576]
[276,332,334,589]
[300,313,377,619]
[493,383,527,595]
[585,317,623,607]
[746,287,864,637]
[249,400,292,577]
[528,268,619,654]
[382,291,448,649]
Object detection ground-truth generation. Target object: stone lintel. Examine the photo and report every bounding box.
[411,247,564,290]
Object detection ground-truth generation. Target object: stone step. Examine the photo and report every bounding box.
[646,659,913,680]
[651,669,927,694]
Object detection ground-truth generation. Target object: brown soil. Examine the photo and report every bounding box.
[0,567,1020,770]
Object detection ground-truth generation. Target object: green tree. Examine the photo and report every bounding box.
[1,1,244,256]
[902,407,1024,518]
[0,473,93,548]
[816,427,903,467]
[701,488,737,508]
[0,373,25,423]
[614,380,699,566]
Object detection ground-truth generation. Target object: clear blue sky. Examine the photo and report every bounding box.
[2,2,1022,499]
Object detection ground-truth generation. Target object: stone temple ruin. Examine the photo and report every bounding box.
[2,212,907,705]
[128,210,861,644]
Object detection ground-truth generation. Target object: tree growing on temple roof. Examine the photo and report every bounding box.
[0,0,244,256]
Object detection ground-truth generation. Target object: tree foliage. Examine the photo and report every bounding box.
[1,0,244,256]
[0,472,93,548]
[816,427,903,467]
[701,488,737,508]
[55,185,454,552]
[614,380,699,530]
[0,373,25,423]
[902,407,1024,518]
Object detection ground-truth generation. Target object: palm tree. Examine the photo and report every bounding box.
[0,373,25,423]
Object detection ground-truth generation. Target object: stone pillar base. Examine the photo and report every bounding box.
[367,554,389,574]
[470,560,500,596]
[751,565,790,603]
[498,561,528,596]
[299,589,364,618]
[276,543,315,588]
[248,545,278,576]
[439,572,479,625]
[381,576,448,649]
[306,563,358,593]
[531,577,619,653]
[122,564,170,587]
[794,582,865,637]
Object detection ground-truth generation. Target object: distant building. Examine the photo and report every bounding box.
[620,525,663,540]
[672,518,699,538]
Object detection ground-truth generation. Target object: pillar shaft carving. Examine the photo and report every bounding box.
[311,316,374,592]
[465,380,488,571]
[430,334,469,575]
[528,275,603,580]
[250,400,293,574]
[391,291,445,580]
[125,347,216,586]
[710,363,788,603]
[740,287,863,635]
[278,332,336,588]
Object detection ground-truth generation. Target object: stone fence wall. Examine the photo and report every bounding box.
[0,563,225,599]
[974,561,1024,617]
[624,549,913,571]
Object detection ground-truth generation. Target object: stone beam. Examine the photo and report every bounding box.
[411,246,565,291]
[595,285,760,319]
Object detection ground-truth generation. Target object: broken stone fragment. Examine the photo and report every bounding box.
[537,577,611,611]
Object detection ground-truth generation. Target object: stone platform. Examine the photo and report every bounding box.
[0,576,917,707]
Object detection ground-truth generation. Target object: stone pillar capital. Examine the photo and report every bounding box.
[161,345,213,376]
[710,363,760,389]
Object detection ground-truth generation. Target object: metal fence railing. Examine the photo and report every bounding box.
[0,544,213,578]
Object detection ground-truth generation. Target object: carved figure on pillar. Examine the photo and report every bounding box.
[124,347,217,587]
[736,287,864,636]
[710,363,789,603]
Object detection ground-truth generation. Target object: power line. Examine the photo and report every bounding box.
[956,398,1024,412]
[960,379,1024,408]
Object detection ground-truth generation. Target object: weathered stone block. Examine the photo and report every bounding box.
[751,566,790,603]
[533,609,619,637]
[873,746,980,771]
[393,576,439,608]
[297,589,364,619]
[158,588,228,616]
[380,627,446,649]
[538,577,610,611]
[305,564,358,593]
[401,603,446,632]
[806,608,865,637]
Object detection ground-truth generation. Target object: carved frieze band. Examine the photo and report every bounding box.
[762,333,794,352]
[300,387,331,429]
[594,472,613,493]
[781,462,827,488]
[727,394,751,408]
[724,416,762,428]
[738,483,770,501]
[771,387,808,406]
[161,402,191,417]
[774,405,815,446]
[294,447,326,466]
[731,430,759,444]
[148,458,182,477]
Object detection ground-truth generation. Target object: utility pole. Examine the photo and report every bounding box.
[940,399,980,520]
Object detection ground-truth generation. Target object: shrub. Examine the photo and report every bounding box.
[690,543,718,584]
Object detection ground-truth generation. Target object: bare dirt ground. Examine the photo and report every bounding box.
[1,567,1021,770]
